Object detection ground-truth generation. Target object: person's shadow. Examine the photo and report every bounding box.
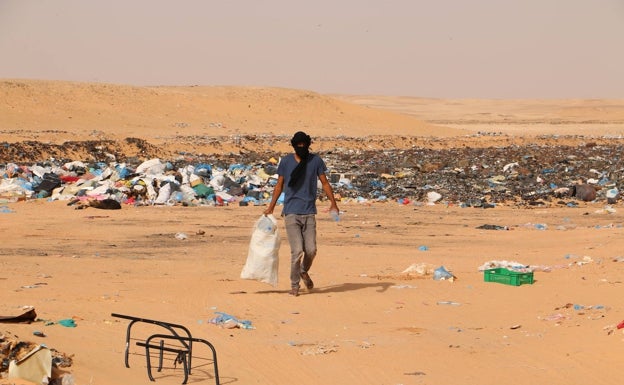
[256,281,395,295]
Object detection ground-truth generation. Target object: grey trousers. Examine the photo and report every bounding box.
[284,214,317,288]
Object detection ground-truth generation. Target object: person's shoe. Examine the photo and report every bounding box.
[300,272,314,290]
[289,287,299,296]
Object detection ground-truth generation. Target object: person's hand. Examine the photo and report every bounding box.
[263,207,274,216]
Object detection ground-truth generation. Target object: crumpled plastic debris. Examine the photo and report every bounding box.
[402,262,436,276]
[479,260,553,273]
[208,311,253,329]
[433,266,455,281]
[478,260,532,272]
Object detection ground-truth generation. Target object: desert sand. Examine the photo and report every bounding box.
[2,80,624,385]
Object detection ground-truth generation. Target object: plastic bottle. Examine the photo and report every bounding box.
[329,210,340,222]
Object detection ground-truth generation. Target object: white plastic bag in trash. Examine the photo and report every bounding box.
[241,215,281,286]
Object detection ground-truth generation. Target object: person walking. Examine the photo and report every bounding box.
[263,131,339,296]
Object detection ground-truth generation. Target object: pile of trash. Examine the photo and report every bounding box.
[0,141,623,207]
[321,143,622,205]
[0,307,75,384]
[0,331,73,385]
[0,158,278,208]
[0,330,73,385]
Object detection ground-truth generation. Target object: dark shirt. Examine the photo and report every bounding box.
[277,153,327,215]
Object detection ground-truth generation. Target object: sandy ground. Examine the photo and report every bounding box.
[2,80,624,385]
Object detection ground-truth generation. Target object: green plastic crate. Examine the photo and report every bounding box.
[483,267,534,286]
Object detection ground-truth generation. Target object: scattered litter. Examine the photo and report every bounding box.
[0,205,15,213]
[572,303,607,312]
[174,232,188,240]
[301,344,338,356]
[593,206,616,214]
[209,311,253,329]
[57,319,77,328]
[401,263,435,276]
[541,302,610,323]
[20,283,48,289]
[566,255,594,266]
[404,371,427,376]
[433,266,455,281]
[476,224,509,230]
[0,306,37,323]
[478,260,533,273]
[437,301,461,306]
[540,313,569,322]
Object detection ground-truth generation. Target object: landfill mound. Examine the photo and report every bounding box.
[1,135,623,207]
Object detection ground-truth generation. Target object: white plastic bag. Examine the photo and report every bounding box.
[240,215,280,286]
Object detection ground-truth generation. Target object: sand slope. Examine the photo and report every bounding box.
[0,79,459,143]
[2,80,624,164]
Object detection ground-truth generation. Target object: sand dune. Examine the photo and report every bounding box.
[0,79,459,143]
[2,79,624,163]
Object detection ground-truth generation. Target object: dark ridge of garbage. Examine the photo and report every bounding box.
[320,143,622,205]
[4,133,624,165]
[1,136,623,205]
[0,138,165,164]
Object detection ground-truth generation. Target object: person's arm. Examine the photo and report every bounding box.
[318,173,339,213]
[264,175,284,216]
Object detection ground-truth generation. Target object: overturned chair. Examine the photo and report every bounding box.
[111,313,219,385]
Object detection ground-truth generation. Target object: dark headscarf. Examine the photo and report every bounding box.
[288,131,313,188]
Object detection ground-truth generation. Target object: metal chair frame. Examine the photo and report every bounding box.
[111,313,219,384]
[138,333,219,385]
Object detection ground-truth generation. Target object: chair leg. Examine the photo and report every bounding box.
[144,345,155,382]
[180,352,189,385]
[157,340,164,372]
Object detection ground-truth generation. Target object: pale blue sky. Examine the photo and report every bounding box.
[1,0,622,98]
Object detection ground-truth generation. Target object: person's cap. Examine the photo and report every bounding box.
[291,131,311,147]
